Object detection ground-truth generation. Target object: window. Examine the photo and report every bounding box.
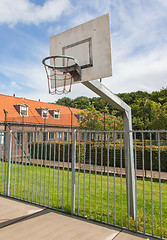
[42,109,48,118]
[49,132,55,140]
[48,109,60,119]
[58,132,62,140]
[27,132,33,142]
[0,132,4,145]
[64,132,67,141]
[17,132,23,145]
[54,110,59,119]
[74,113,83,122]
[43,132,48,141]
[14,104,28,116]
[20,105,28,116]
[36,107,49,118]
[80,115,84,122]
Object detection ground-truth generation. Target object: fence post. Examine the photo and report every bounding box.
[6,130,12,196]
[71,129,76,215]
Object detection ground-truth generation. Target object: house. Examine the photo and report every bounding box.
[0,94,82,143]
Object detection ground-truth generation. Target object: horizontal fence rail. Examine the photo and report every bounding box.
[0,130,167,239]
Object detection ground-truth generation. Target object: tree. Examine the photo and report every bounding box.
[131,98,163,130]
[90,97,108,111]
[79,103,103,130]
[151,103,167,130]
[117,91,150,106]
[54,88,167,130]
[71,96,90,109]
[55,97,72,107]
[150,87,167,104]
[78,102,123,131]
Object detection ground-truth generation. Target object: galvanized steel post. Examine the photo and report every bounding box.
[6,130,12,196]
[123,110,136,220]
[71,129,76,215]
[83,79,136,219]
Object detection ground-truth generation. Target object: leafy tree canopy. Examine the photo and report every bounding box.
[55,97,72,107]
[71,96,90,109]
[54,88,167,130]
[78,102,123,131]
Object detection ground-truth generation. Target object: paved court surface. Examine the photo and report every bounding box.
[0,196,157,240]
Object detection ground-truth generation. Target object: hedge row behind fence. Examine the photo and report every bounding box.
[29,142,167,172]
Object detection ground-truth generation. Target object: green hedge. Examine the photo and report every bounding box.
[29,142,167,172]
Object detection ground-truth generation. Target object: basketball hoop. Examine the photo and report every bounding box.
[42,55,81,95]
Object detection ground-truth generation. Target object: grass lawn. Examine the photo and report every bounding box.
[0,160,167,239]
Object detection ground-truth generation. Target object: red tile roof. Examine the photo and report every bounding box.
[0,94,81,127]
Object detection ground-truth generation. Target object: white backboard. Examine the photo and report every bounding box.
[50,14,112,87]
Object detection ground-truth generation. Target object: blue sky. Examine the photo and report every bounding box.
[0,0,167,102]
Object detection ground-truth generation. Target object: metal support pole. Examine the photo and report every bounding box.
[6,130,12,196]
[68,107,73,130]
[3,109,8,132]
[3,109,8,162]
[123,110,136,219]
[83,79,136,219]
[71,129,76,215]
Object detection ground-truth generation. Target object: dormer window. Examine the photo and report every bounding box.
[49,109,60,119]
[75,113,83,122]
[42,109,48,118]
[14,103,28,116]
[20,105,28,116]
[54,110,60,119]
[36,107,49,118]
[80,115,83,122]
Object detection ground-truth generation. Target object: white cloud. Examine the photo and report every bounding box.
[110,0,167,55]
[106,43,167,94]
[0,0,167,101]
[63,0,112,28]
[10,81,23,90]
[0,60,50,101]
[0,0,71,26]
[104,0,167,94]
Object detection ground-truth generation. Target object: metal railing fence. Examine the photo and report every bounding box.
[0,130,167,239]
